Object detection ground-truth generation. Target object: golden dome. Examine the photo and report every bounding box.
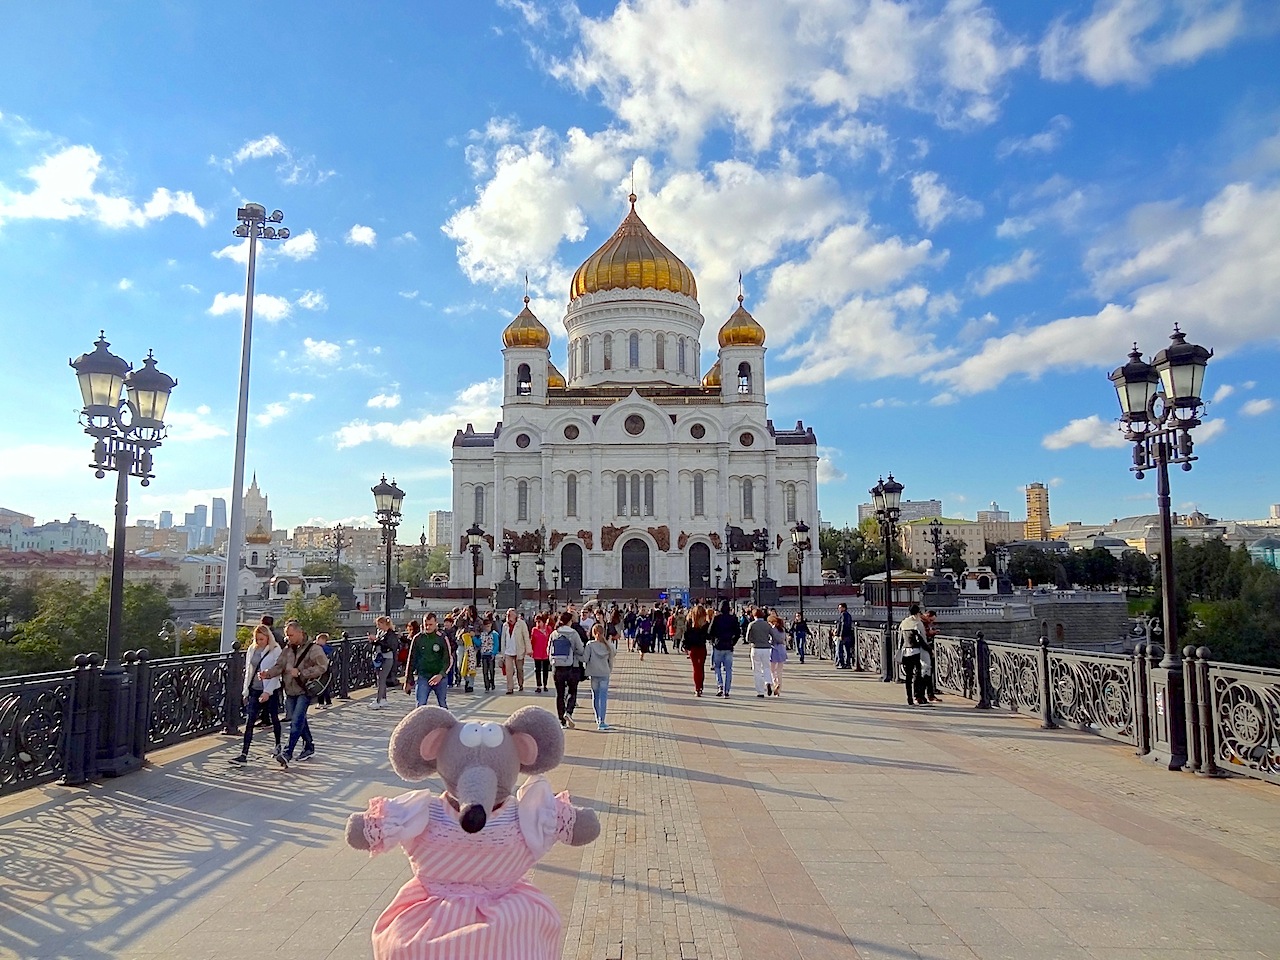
[246,522,271,545]
[717,294,766,347]
[570,195,697,300]
[547,361,566,389]
[503,297,551,349]
[701,359,722,388]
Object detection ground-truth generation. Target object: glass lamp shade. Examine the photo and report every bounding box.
[551,566,559,578]
[1152,326,1212,409]
[388,479,405,516]
[534,556,546,575]
[730,557,741,576]
[881,475,904,513]
[792,520,811,551]
[714,565,723,576]
[753,535,767,562]
[870,480,886,513]
[1109,344,1158,420]
[125,351,177,426]
[70,333,130,415]
[467,522,485,548]
[372,475,399,515]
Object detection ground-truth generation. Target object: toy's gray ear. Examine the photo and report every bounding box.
[505,705,564,774]
[390,706,457,781]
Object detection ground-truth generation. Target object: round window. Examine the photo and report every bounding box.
[739,431,754,447]
[690,423,706,439]
[516,433,531,449]
[564,424,580,440]
[624,414,645,436]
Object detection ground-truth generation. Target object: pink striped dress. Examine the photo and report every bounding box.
[361,775,579,960]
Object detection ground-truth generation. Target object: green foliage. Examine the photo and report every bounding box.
[302,562,356,585]
[165,579,191,598]
[940,537,968,577]
[819,523,905,583]
[178,623,224,656]
[1118,550,1153,592]
[282,591,341,639]
[1007,548,1060,587]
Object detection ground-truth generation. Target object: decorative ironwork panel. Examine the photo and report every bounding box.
[932,635,976,700]
[147,654,230,749]
[855,627,882,674]
[0,671,74,796]
[1047,651,1136,745]
[343,639,377,692]
[1207,664,1280,785]
[986,641,1042,715]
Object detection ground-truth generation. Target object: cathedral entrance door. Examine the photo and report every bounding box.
[688,543,711,595]
[561,543,583,601]
[621,539,650,591]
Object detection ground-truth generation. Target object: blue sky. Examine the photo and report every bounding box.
[2,1,1278,541]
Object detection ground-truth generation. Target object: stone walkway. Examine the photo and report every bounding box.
[2,650,1279,959]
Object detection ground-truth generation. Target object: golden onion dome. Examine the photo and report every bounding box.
[717,294,766,347]
[246,522,272,545]
[570,194,697,300]
[547,361,566,389]
[502,296,551,349]
[701,359,722,388]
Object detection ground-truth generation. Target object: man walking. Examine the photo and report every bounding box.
[746,607,775,697]
[500,607,531,694]
[406,612,452,708]
[836,602,855,669]
[898,603,931,706]
[710,599,740,697]
[266,619,329,763]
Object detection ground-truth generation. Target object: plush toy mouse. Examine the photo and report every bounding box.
[346,705,600,960]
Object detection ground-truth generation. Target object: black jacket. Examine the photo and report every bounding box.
[710,612,740,650]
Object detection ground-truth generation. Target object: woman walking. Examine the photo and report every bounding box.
[584,621,616,730]
[530,612,552,693]
[229,624,287,768]
[683,604,711,697]
[769,612,788,696]
[636,607,654,660]
[368,615,399,710]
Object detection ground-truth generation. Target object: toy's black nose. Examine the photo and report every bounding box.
[460,803,487,833]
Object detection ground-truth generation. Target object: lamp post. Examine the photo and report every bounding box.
[729,556,741,604]
[372,474,405,618]
[512,552,523,610]
[466,522,485,611]
[872,474,904,683]
[714,564,723,601]
[262,549,277,599]
[550,565,560,613]
[394,546,405,590]
[752,532,768,608]
[927,518,944,573]
[220,203,291,653]
[1110,326,1212,770]
[70,332,176,775]
[792,520,811,623]
[535,554,546,611]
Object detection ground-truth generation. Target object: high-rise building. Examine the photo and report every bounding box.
[212,497,227,531]
[243,473,273,533]
[428,510,454,548]
[976,501,1009,523]
[159,510,173,528]
[857,499,943,525]
[1026,483,1051,540]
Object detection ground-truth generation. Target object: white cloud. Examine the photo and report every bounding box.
[996,114,1071,159]
[208,292,292,322]
[296,290,327,311]
[1040,0,1245,86]
[335,379,503,449]
[394,231,418,243]
[368,392,402,409]
[0,144,208,229]
[213,228,319,266]
[280,229,319,260]
[302,338,342,364]
[816,446,847,484]
[217,134,336,185]
[289,392,315,403]
[1241,398,1274,416]
[1042,414,1127,450]
[1196,417,1227,443]
[1211,384,1234,403]
[164,404,229,443]
[346,224,377,246]
[233,134,287,164]
[255,392,314,427]
[117,278,133,291]
[910,171,983,231]
[972,249,1038,296]
[398,289,420,299]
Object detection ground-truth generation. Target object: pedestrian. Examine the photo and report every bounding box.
[229,624,288,768]
[315,631,335,708]
[265,619,329,763]
[768,613,788,697]
[550,611,584,729]
[746,607,775,698]
[397,619,418,685]
[654,604,669,653]
[584,621,616,729]
[683,603,710,697]
[836,602,855,669]
[457,622,477,693]
[636,607,654,660]
[898,603,931,707]
[670,604,688,651]
[623,606,637,651]
[368,615,399,710]
[530,612,552,693]
[606,607,622,647]
[479,614,499,691]
[710,599,740,697]
[406,612,453,709]
[790,612,809,665]
[500,607,531,694]
[921,608,941,702]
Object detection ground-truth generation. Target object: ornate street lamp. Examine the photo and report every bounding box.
[714,564,723,600]
[535,553,546,611]
[792,520,811,623]
[466,522,485,611]
[220,203,292,654]
[1111,325,1212,770]
[550,565,560,613]
[71,332,176,775]
[372,474,405,617]
[927,518,944,572]
[872,474,904,682]
[729,556,741,601]
[511,551,523,609]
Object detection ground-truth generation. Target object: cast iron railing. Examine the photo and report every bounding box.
[0,667,78,796]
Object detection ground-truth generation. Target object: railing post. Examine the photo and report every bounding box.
[126,648,152,764]
[1182,644,1201,774]
[223,644,244,736]
[61,653,101,786]
[1038,631,1057,730]
[1132,641,1151,756]
[336,638,352,700]
[1195,647,1225,778]
[880,627,895,683]
[974,632,991,710]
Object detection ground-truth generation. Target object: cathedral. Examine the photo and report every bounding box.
[449,196,820,599]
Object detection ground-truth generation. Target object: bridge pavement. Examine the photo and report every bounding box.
[2,650,1279,960]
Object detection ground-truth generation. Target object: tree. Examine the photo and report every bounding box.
[940,537,968,577]
[1007,548,1059,587]
[1079,548,1119,589]
[302,562,355,585]
[282,592,341,640]
[166,579,191,598]
[1118,550,1152,594]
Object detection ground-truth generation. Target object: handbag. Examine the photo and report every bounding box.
[296,641,329,698]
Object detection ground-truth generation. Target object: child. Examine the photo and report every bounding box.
[480,616,500,691]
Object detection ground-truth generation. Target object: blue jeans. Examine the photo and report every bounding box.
[590,676,610,724]
[416,676,448,708]
[712,649,733,693]
[284,693,312,757]
[794,633,807,663]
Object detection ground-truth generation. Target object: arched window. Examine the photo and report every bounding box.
[568,339,576,379]
[693,472,705,517]
[251,551,259,567]
[474,486,485,525]
[566,474,578,518]
[603,333,612,370]
[616,475,627,515]
[516,362,531,396]
[630,474,641,516]
[742,478,754,519]
[643,474,655,516]
[737,361,752,395]
[656,334,665,370]
[517,480,529,522]
[785,483,797,523]
[678,337,686,373]
[628,332,639,369]
[581,337,590,375]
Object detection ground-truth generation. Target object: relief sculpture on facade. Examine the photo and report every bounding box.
[676,531,689,551]
[548,530,566,550]
[600,524,626,552]
[577,529,594,550]
[648,525,671,551]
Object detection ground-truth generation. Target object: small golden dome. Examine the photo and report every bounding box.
[570,195,697,300]
[718,294,766,347]
[547,361,566,389]
[246,522,271,545]
[701,359,722,388]
[503,297,551,349]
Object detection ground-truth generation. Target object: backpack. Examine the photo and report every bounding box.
[550,629,575,661]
